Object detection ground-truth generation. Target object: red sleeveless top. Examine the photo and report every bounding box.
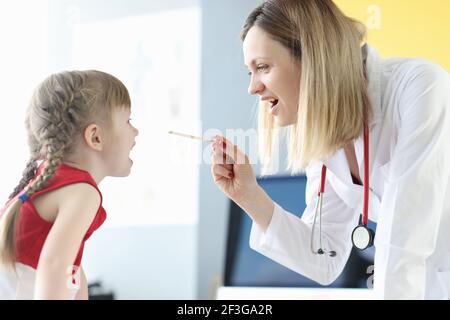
[0,164,106,269]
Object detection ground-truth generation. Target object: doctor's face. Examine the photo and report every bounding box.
[243,26,302,127]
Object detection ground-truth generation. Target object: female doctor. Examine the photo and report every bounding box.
[211,0,450,299]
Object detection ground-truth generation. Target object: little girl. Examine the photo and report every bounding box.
[0,70,139,299]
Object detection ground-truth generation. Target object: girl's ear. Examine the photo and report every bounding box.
[84,123,104,151]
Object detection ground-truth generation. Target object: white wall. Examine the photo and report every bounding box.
[197,0,262,300]
[83,225,196,299]
[0,0,49,204]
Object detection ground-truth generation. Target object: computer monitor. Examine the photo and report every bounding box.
[224,175,376,288]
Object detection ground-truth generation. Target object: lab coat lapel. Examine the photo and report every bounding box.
[323,150,382,222]
[323,149,363,213]
[364,44,383,221]
[355,44,383,173]
[366,44,382,130]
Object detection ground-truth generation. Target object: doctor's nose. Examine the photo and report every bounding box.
[248,77,265,96]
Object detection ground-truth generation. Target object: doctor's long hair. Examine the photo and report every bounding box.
[241,0,372,173]
[0,70,130,268]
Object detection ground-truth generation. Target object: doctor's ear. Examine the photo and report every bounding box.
[84,123,104,151]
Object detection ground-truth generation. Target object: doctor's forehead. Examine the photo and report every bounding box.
[243,26,278,67]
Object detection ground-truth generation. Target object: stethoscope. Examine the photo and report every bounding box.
[310,123,375,257]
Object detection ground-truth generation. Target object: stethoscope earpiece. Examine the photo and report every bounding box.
[315,248,337,257]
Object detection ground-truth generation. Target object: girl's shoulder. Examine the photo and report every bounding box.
[30,164,103,223]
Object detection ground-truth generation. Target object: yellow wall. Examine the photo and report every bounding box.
[334,0,450,71]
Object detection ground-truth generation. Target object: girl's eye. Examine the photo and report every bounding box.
[128,118,133,123]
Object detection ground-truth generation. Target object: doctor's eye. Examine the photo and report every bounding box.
[256,64,269,72]
[247,64,269,76]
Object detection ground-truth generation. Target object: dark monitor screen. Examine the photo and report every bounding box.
[224,175,376,288]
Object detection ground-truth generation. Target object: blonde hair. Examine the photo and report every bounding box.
[0,70,130,267]
[241,0,371,173]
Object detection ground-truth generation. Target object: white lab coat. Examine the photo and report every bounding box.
[249,45,450,299]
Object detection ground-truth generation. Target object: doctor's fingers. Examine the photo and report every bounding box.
[213,136,249,165]
[211,149,234,167]
[211,163,233,180]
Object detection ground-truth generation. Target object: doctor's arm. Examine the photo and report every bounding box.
[211,139,359,285]
[248,162,360,285]
[375,64,450,299]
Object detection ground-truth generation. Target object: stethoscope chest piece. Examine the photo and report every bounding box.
[351,224,375,250]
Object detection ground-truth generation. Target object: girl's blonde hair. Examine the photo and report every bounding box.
[0,70,130,267]
[241,0,371,173]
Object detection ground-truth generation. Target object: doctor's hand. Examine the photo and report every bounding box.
[210,136,258,205]
[210,137,274,231]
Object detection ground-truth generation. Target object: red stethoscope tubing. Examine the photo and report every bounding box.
[318,123,370,226]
